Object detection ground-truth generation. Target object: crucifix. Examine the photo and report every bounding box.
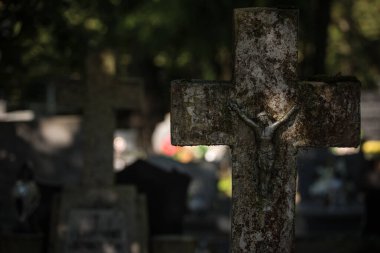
[171,8,360,253]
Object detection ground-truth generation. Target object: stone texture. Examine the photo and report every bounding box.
[294,78,361,147]
[171,8,360,253]
[54,186,148,253]
[53,52,147,253]
[171,80,232,146]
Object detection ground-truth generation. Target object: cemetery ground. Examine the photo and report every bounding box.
[2,127,380,253]
[1,86,380,253]
[1,92,380,251]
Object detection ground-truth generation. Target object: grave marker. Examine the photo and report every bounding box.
[171,8,360,253]
[54,51,147,253]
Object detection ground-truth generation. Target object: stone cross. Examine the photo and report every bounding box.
[171,8,360,253]
[83,51,144,187]
[53,51,147,253]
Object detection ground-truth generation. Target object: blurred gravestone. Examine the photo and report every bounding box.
[116,159,191,236]
[171,8,360,253]
[54,186,147,253]
[0,120,34,232]
[0,115,45,252]
[53,51,147,253]
[146,155,218,212]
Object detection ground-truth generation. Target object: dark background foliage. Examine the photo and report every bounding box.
[1,0,379,116]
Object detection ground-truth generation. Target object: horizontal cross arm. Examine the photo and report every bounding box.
[109,78,144,110]
[171,80,232,146]
[291,77,361,147]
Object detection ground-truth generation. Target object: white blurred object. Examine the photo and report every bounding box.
[152,113,170,154]
[331,147,360,156]
[113,129,141,171]
[40,116,80,148]
[0,100,34,122]
[114,136,128,153]
[204,146,228,162]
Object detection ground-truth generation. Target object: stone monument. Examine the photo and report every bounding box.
[54,51,148,253]
[171,8,360,253]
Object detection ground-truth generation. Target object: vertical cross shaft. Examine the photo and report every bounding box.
[231,8,298,252]
[83,51,144,187]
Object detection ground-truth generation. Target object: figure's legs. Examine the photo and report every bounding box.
[258,152,274,197]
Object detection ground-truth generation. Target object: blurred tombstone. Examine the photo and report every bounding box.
[146,155,218,213]
[0,162,45,253]
[141,156,227,253]
[53,51,148,253]
[0,161,44,253]
[0,104,36,232]
[297,148,334,201]
[54,186,148,253]
[116,159,191,236]
[0,103,45,252]
[150,114,221,214]
[296,144,368,236]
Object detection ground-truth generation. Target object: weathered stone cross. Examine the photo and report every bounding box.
[171,8,360,253]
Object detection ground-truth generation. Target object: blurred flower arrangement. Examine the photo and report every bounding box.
[362,140,380,159]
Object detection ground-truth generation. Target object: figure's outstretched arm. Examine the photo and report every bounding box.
[228,102,261,135]
[271,105,298,130]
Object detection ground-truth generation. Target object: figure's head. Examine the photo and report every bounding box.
[257,112,272,126]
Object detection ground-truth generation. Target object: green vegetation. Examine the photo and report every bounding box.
[0,0,379,110]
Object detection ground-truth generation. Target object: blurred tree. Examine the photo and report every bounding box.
[0,0,379,112]
[326,0,380,88]
[297,0,332,75]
